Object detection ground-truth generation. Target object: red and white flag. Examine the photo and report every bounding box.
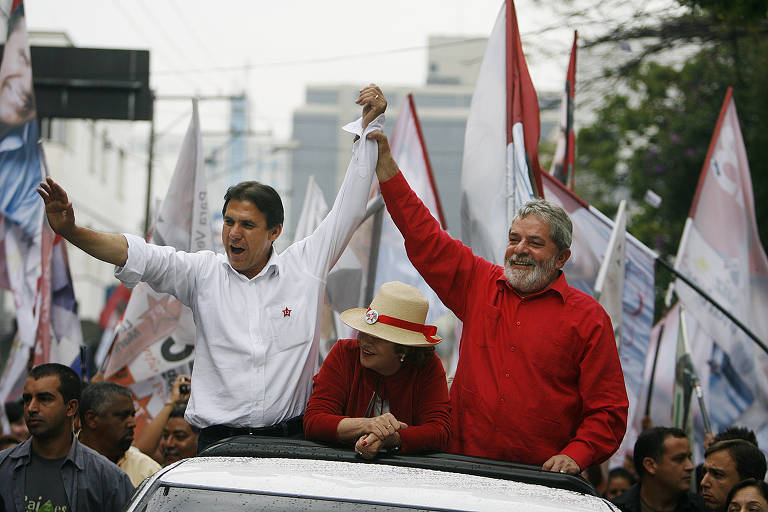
[549,31,577,191]
[373,94,450,323]
[672,88,768,444]
[461,0,544,265]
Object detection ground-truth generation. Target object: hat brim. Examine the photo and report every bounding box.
[340,308,442,347]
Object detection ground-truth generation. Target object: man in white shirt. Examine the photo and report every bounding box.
[38,85,387,452]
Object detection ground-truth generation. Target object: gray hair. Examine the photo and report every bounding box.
[513,199,573,251]
[79,382,133,421]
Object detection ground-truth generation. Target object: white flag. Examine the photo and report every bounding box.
[460,1,543,265]
[672,88,768,447]
[595,199,627,346]
[105,100,213,438]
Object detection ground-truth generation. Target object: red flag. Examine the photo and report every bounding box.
[506,0,544,198]
[549,31,577,190]
[99,285,132,329]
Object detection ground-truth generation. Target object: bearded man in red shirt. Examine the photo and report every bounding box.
[366,131,628,475]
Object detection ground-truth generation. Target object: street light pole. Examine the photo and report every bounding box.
[144,92,156,238]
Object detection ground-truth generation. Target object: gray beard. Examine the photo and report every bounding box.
[504,254,558,294]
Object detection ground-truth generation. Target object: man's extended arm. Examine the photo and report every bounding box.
[37,177,128,266]
[558,308,628,470]
[298,84,387,275]
[366,131,484,318]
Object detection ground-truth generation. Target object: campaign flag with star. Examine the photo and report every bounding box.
[460,0,544,265]
[670,88,768,447]
[373,94,451,324]
[103,100,211,435]
[542,172,656,466]
[549,31,577,190]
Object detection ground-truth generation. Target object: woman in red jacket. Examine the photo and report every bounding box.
[304,281,450,459]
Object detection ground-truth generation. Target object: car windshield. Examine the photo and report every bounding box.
[140,485,441,512]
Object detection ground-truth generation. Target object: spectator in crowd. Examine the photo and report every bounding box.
[697,426,758,491]
[604,467,637,501]
[0,363,134,511]
[0,435,20,451]
[134,373,191,464]
[304,282,450,459]
[367,131,628,474]
[160,405,199,465]
[583,465,606,495]
[3,399,28,441]
[725,479,768,512]
[612,426,705,512]
[38,85,387,453]
[700,440,767,512]
[78,382,161,486]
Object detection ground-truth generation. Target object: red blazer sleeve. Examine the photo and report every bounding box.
[303,341,353,443]
[398,354,451,454]
[561,306,629,469]
[380,172,488,319]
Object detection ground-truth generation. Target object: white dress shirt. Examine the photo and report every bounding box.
[115,115,383,429]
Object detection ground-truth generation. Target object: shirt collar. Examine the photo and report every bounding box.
[9,435,82,470]
[496,270,569,302]
[222,245,281,281]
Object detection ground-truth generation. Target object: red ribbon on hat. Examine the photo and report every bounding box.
[365,308,440,344]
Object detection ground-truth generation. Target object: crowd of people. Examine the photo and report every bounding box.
[0,86,765,511]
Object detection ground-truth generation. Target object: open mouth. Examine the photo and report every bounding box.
[230,246,245,255]
[361,347,376,357]
[509,259,534,269]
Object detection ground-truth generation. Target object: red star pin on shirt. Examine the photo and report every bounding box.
[282,307,291,318]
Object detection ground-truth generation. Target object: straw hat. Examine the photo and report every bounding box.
[340,281,442,347]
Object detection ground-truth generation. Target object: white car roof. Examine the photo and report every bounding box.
[153,456,615,512]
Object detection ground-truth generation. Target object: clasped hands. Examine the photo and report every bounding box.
[354,412,407,460]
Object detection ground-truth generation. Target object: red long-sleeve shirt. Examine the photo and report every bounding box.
[380,171,628,469]
[304,339,451,453]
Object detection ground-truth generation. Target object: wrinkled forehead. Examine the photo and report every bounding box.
[509,214,553,240]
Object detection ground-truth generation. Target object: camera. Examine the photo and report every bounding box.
[180,383,190,395]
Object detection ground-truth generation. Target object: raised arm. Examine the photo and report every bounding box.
[365,131,485,319]
[298,84,387,275]
[366,130,399,183]
[37,177,128,266]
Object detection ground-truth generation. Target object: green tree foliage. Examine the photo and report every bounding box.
[575,2,768,316]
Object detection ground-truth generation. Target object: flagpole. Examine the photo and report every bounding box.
[644,323,665,418]
[656,257,768,355]
[694,383,712,434]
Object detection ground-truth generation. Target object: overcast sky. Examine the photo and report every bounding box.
[26,0,584,140]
